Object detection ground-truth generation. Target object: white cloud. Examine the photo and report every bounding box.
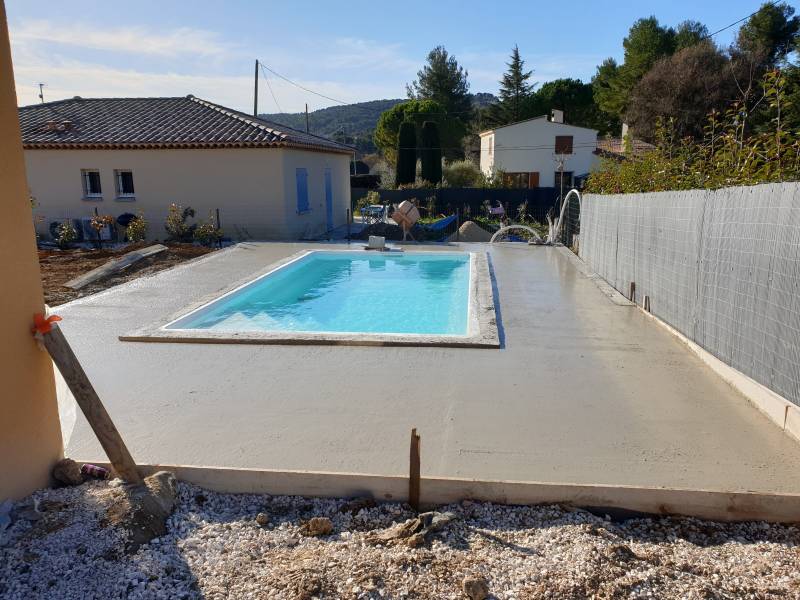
[325,38,417,73]
[12,57,402,113]
[11,19,234,58]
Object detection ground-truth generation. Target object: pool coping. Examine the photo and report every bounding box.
[119,249,500,348]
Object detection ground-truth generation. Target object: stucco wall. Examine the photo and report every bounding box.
[280,149,351,239]
[0,0,63,500]
[480,119,599,185]
[580,182,800,408]
[25,146,351,241]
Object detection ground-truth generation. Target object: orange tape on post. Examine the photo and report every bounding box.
[32,313,62,335]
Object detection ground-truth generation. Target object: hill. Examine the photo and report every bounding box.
[261,94,498,155]
[260,99,403,155]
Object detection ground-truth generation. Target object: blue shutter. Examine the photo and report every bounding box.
[295,168,309,213]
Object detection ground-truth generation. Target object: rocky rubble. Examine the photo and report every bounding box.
[1,479,799,599]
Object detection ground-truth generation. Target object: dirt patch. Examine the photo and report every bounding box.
[39,243,217,306]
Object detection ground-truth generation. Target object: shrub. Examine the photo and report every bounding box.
[356,190,381,213]
[164,203,196,242]
[395,120,417,187]
[193,213,223,247]
[116,212,137,228]
[420,121,442,184]
[88,214,114,248]
[586,69,800,194]
[55,220,77,249]
[126,213,148,242]
[443,160,481,187]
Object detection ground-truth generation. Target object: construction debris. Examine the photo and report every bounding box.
[102,471,177,553]
[369,510,458,547]
[2,480,800,598]
[448,220,493,243]
[63,244,167,290]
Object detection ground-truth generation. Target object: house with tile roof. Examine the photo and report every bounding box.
[20,95,354,241]
[479,110,599,190]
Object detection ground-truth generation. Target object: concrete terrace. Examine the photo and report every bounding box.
[56,242,800,493]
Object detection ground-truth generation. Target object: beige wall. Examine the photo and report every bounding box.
[26,146,352,242]
[0,1,63,500]
[281,149,351,239]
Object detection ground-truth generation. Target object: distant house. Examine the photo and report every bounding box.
[19,95,353,241]
[479,110,599,190]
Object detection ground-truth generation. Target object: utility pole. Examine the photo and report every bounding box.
[253,59,259,117]
[37,83,45,103]
[305,103,309,133]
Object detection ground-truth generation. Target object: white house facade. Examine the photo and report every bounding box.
[19,96,353,242]
[479,111,599,189]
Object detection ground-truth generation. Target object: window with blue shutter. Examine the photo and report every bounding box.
[295,168,309,213]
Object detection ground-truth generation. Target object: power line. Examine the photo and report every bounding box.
[701,0,780,41]
[258,63,283,113]
[258,61,359,109]
[256,59,476,117]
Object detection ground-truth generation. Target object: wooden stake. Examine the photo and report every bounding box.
[644,295,651,312]
[409,428,421,511]
[42,325,143,484]
[629,281,636,303]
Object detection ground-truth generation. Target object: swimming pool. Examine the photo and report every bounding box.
[122,249,499,347]
[166,251,470,335]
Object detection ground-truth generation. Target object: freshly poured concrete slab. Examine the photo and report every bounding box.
[56,242,800,493]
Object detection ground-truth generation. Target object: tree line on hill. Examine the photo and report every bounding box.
[368,1,800,189]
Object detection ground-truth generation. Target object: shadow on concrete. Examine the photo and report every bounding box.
[486,251,506,349]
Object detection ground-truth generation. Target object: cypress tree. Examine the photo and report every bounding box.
[420,121,442,184]
[395,120,417,186]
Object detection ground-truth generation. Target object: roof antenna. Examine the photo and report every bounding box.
[38,83,45,103]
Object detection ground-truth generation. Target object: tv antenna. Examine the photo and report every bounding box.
[38,83,45,103]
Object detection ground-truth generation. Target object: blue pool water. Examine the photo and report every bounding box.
[166,251,471,335]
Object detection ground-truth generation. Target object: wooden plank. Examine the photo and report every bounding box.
[64,244,167,290]
[43,325,142,484]
[79,462,800,523]
[409,428,421,511]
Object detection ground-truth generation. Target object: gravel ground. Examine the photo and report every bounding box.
[2,479,799,599]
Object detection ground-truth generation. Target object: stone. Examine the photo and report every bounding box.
[255,513,269,527]
[462,575,489,600]
[299,517,333,537]
[52,459,83,486]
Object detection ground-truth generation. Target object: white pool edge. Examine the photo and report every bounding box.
[120,249,500,348]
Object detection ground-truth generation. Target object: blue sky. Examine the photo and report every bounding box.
[7,0,795,113]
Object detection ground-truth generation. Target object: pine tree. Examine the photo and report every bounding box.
[395,120,417,186]
[487,45,535,126]
[407,46,472,121]
[420,121,442,184]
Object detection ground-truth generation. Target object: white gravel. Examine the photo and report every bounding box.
[2,479,800,599]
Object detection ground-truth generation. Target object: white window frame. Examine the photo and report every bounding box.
[114,169,136,200]
[81,169,102,200]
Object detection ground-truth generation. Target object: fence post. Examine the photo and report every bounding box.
[346,208,351,243]
[456,207,460,243]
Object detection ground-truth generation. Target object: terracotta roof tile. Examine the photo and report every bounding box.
[18,95,353,153]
